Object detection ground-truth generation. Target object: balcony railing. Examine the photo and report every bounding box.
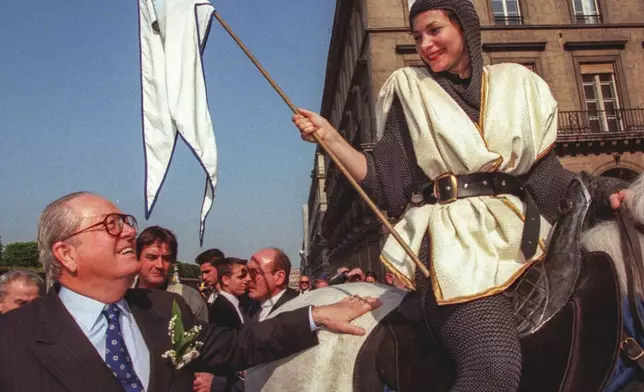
[558,109,644,138]
[574,13,602,24]
[493,15,524,25]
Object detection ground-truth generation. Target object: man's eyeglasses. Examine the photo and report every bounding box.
[248,268,278,280]
[62,213,138,241]
[299,280,310,285]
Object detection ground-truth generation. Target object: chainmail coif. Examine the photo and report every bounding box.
[409,0,483,123]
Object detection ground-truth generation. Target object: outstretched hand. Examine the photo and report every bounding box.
[610,189,630,210]
[292,108,339,144]
[311,295,382,336]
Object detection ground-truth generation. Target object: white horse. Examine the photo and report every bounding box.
[247,175,644,392]
[245,282,409,392]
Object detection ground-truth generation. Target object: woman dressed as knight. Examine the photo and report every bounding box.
[294,0,626,391]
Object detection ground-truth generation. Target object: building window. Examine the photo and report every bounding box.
[580,63,622,133]
[601,167,639,183]
[571,0,602,24]
[491,0,523,25]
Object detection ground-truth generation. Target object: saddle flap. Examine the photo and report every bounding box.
[511,173,593,337]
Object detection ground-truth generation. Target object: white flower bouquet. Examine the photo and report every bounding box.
[161,300,204,370]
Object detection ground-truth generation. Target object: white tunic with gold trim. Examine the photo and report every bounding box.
[377,64,558,305]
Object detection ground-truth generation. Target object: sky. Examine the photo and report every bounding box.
[0,1,336,267]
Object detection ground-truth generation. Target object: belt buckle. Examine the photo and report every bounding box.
[433,174,458,204]
[622,337,644,361]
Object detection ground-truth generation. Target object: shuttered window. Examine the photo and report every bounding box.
[580,63,621,132]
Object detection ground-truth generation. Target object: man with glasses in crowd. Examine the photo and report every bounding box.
[247,248,299,321]
[0,192,380,392]
[298,274,311,296]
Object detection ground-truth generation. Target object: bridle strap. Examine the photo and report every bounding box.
[617,208,644,367]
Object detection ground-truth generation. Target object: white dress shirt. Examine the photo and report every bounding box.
[59,287,151,390]
[207,291,218,304]
[219,290,244,324]
[258,289,288,322]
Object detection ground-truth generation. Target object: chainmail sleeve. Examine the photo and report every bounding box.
[521,152,627,224]
[360,96,429,219]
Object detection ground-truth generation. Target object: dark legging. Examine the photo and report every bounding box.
[416,259,522,391]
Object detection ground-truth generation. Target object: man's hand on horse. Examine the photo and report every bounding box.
[311,295,382,335]
[610,189,631,210]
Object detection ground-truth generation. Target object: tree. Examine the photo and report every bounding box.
[177,262,200,279]
[2,242,40,268]
[0,236,4,264]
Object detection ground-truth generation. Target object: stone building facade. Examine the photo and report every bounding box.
[303,0,644,278]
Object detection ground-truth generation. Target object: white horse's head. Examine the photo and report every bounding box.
[581,175,644,295]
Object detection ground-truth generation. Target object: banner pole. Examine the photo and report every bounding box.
[213,11,430,278]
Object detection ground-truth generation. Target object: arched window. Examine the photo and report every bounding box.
[600,167,639,183]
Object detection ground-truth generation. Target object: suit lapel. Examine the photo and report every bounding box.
[219,295,243,327]
[126,290,173,392]
[268,288,297,316]
[30,290,122,392]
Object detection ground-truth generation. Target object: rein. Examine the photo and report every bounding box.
[617,208,644,367]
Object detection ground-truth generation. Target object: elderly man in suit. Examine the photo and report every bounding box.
[247,248,300,321]
[0,269,44,314]
[0,192,380,392]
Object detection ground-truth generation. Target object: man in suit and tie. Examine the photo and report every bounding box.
[210,258,251,329]
[0,192,380,392]
[134,225,209,322]
[247,248,299,321]
[196,257,251,392]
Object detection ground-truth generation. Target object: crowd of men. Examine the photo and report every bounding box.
[0,192,385,392]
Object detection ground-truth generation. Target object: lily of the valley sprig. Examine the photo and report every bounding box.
[162,300,204,370]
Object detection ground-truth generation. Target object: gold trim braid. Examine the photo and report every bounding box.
[380,255,415,291]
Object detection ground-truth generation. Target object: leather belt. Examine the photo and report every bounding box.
[421,172,540,260]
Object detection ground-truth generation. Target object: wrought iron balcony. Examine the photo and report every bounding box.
[493,15,524,25]
[574,13,602,24]
[557,109,644,141]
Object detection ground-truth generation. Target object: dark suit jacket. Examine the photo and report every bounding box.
[268,287,299,316]
[207,294,245,392]
[247,287,299,320]
[0,287,318,392]
[208,294,244,329]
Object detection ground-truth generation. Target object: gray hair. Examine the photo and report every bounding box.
[38,192,90,281]
[581,175,644,295]
[0,270,45,301]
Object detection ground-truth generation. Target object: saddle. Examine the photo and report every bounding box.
[510,172,595,337]
[356,173,623,391]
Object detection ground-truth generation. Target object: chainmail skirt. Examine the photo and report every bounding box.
[415,238,522,392]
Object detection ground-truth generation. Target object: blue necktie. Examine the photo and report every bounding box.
[102,304,145,392]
